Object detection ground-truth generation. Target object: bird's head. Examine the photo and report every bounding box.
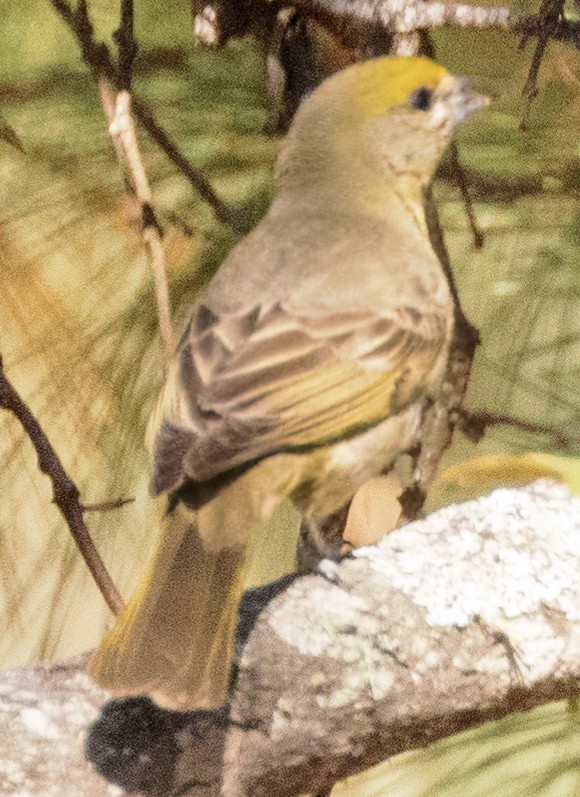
[276,56,489,201]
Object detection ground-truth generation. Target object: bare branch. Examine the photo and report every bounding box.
[130,95,247,232]
[206,0,512,44]
[195,0,580,54]
[399,187,480,519]
[49,0,244,232]
[400,311,479,518]
[271,0,580,45]
[330,0,511,34]
[2,484,579,797]
[100,82,174,368]
[0,357,124,616]
[225,481,580,797]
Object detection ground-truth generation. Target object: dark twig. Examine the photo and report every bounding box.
[114,0,137,91]
[459,409,580,452]
[399,192,480,520]
[519,0,566,129]
[514,13,580,49]
[82,497,135,513]
[49,0,244,232]
[130,95,247,232]
[0,113,24,152]
[0,356,124,616]
[449,142,484,249]
[400,310,479,519]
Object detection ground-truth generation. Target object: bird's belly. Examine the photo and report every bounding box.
[302,403,422,520]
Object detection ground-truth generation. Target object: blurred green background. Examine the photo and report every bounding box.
[0,0,579,794]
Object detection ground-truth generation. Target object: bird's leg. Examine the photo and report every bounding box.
[296,502,352,572]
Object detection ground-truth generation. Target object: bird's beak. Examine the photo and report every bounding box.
[453,76,490,123]
[429,75,490,130]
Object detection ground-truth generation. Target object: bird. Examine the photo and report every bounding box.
[88,55,488,711]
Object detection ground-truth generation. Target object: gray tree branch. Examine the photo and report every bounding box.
[1,481,579,797]
[193,0,580,51]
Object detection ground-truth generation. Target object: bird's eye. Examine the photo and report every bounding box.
[410,87,434,111]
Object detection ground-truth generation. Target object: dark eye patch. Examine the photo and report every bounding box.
[410,86,434,111]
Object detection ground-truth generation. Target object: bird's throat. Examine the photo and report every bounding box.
[276,169,429,237]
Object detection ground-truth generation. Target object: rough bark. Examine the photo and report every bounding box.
[1,481,579,797]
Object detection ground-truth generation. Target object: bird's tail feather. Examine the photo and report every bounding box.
[88,498,253,710]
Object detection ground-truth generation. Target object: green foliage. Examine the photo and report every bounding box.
[335,702,580,797]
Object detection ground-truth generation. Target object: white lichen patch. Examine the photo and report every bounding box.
[267,581,402,710]
[355,482,580,635]
[483,614,568,682]
[268,583,375,658]
[0,657,110,797]
[314,666,396,710]
[19,707,61,739]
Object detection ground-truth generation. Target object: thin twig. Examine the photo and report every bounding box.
[520,0,566,129]
[98,78,128,179]
[0,356,124,616]
[130,95,247,231]
[459,408,580,452]
[514,13,580,49]
[114,0,137,91]
[49,0,244,232]
[449,142,484,249]
[399,192,480,520]
[100,81,174,366]
[82,497,135,513]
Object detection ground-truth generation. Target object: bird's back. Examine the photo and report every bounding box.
[203,205,451,319]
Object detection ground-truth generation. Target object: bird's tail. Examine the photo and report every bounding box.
[88,487,262,710]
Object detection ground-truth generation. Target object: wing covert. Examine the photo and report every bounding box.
[151,301,449,496]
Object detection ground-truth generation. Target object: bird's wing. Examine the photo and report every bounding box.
[151,301,449,496]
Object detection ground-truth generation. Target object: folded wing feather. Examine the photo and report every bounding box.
[151,301,448,498]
